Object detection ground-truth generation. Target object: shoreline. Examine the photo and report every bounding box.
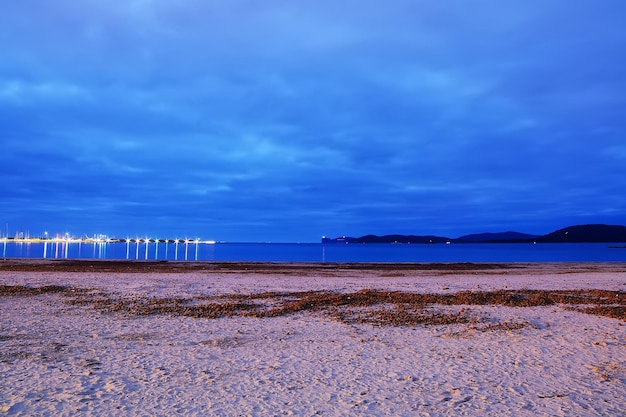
[3,258,626,274]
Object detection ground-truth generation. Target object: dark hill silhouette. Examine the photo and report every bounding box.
[353,234,450,244]
[454,231,539,243]
[535,224,626,243]
[322,224,626,244]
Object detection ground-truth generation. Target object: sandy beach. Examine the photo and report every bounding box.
[1,260,625,416]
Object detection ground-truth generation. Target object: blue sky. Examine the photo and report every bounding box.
[1,1,625,242]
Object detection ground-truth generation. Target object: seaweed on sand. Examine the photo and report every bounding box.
[4,285,625,325]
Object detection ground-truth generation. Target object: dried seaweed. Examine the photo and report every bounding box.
[4,284,624,324]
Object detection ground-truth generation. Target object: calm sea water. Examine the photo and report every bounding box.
[2,241,626,262]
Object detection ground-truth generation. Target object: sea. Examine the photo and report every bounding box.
[2,241,626,263]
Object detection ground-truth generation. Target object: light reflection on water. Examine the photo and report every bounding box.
[2,240,208,261]
[0,241,625,262]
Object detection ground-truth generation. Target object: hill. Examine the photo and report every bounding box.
[535,224,626,243]
[454,231,540,243]
[354,234,451,244]
[322,224,626,244]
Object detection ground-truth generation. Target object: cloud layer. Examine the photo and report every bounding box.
[2,1,625,241]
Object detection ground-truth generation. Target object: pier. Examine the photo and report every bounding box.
[1,236,216,261]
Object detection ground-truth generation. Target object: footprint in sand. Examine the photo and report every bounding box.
[454,396,472,406]
[440,388,472,406]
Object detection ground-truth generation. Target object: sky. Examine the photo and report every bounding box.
[1,1,626,242]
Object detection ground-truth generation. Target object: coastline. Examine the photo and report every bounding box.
[1,261,625,415]
[2,257,626,272]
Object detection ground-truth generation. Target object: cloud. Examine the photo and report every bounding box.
[1,1,625,240]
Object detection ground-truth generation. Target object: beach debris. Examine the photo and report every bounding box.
[2,285,623,325]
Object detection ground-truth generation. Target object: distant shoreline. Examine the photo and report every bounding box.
[2,258,626,274]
